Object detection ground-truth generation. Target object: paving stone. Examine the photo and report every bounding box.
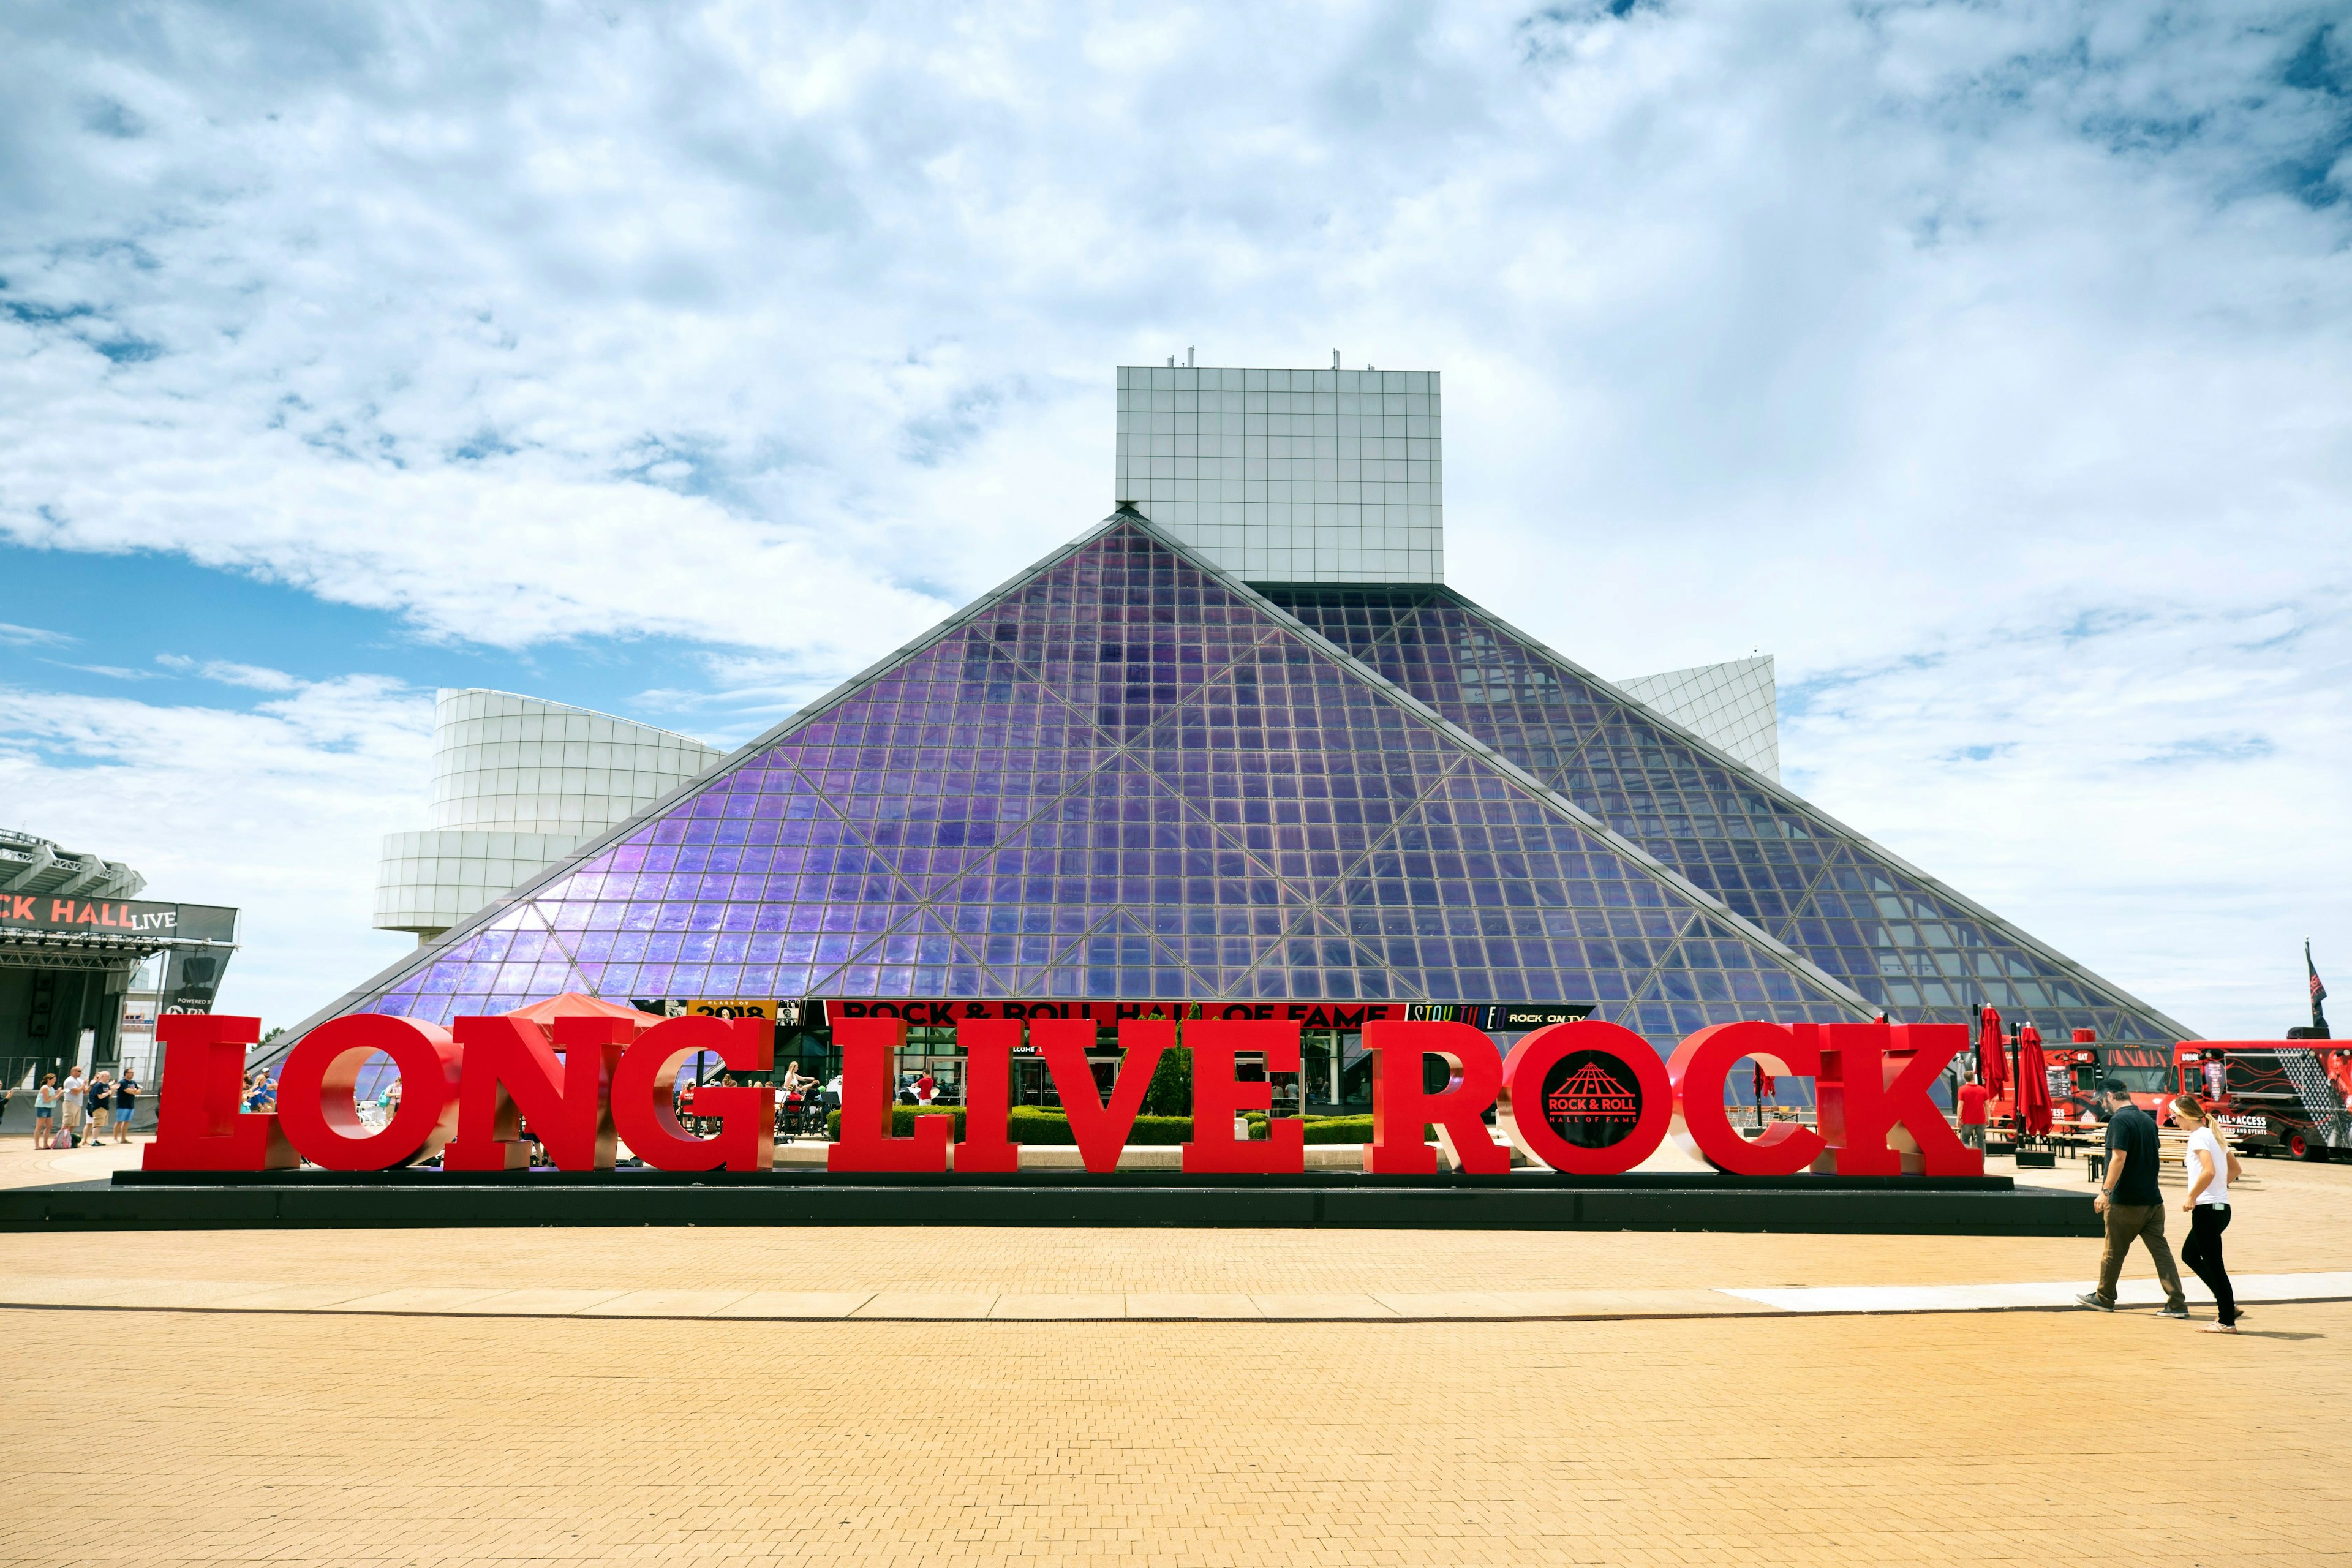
[709,1291,876,1319]
[1,1136,2345,1563]
[210,1283,374,1310]
[2,1296,2342,1566]
[986,1294,1126,1319]
[456,1287,635,1315]
[573,1288,754,1317]
[854,1292,1000,1319]
[332,1286,515,1313]
[1125,1292,1263,1319]
[1248,1293,1397,1319]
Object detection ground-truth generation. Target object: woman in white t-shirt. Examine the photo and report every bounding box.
[30,1075,59,1147]
[2174,1095,2242,1333]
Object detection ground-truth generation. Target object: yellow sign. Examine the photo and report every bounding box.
[683,998,774,1020]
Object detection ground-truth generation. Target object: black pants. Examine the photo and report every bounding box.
[2182,1204,2236,1325]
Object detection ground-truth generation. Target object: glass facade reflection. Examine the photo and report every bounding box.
[341,516,1868,1044]
[1260,584,2189,1046]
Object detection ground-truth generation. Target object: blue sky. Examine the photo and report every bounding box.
[0,543,775,741]
[2,0,2347,1036]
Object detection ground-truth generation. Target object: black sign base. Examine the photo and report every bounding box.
[0,1169,2099,1237]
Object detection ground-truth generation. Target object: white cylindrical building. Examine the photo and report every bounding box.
[374,689,721,944]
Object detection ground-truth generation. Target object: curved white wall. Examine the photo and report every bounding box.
[375,690,721,941]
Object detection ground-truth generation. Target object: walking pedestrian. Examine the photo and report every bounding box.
[111,1068,141,1142]
[60,1065,86,1144]
[1956,1072,1989,1151]
[2077,1083,2190,1317]
[2174,1095,2242,1333]
[31,1074,59,1147]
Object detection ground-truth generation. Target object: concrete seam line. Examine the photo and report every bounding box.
[2,1297,2345,1324]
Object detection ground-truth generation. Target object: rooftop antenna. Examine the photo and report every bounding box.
[1186,347,1194,368]
[1332,349,1340,369]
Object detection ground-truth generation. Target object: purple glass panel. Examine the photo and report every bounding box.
[311,521,1875,1042]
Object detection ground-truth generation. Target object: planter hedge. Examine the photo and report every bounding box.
[824,1106,964,1142]
[1245,1114,1410,1143]
[1007,1107,1196,1145]
[816,1107,1396,1147]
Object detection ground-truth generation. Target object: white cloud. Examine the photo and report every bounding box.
[0,622,72,648]
[0,676,432,1032]
[1784,598,2351,1038]
[156,654,302,692]
[0,0,2345,1035]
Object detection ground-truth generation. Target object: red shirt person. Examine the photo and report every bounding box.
[1956,1080,1991,1150]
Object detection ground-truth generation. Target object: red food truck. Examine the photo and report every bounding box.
[2034,1037,2178,1125]
[2173,1041,2352,1161]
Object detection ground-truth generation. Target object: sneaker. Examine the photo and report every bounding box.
[2158,1304,2191,1320]
[2075,1292,2114,1311]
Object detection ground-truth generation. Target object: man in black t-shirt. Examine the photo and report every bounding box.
[111,1072,141,1143]
[2077,1084,2187,1316]
[83,1072,114,1143]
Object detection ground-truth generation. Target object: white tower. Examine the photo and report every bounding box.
[1116,363,1442,583]
[374,689,720,944]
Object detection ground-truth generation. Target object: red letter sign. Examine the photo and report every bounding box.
[1183,1019,1305,1174]
[1811,1021,1981,1177]
[1665,1021,1824,1175]
[828,1016,949,1172]
[143,1014,295,1172]
[1039,1018,1167,1173]
[1359,1020,1507,1174]
[444,1014,628,1172]
[1498,1019,1669,1174]
[276,1014,462,1170]
[613,1016,775,1172]
[954,1019,1021,1173]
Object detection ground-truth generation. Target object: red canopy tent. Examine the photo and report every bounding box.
[2015,1020,2053,1136]
[502,992,660,1035]
[1977,1004,2008,1103]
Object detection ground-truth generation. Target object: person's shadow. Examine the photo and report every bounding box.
[2232,1330,2323,1340]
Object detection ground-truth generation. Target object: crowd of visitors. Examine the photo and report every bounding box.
[10,1064,145,1147]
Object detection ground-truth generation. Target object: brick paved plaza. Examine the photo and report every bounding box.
[3,1145,2346,1566]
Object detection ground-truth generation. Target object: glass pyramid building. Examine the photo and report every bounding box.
[292,363,2191,1067]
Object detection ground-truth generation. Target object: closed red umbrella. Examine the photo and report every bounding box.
[2015,1021,2052,1136]
[1977,1004,2008,1102]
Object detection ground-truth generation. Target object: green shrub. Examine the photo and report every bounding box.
[815,1106,1425,1148]
[1244,1113,1415,1143]
[824,1106,964,1142]
[821,1106,1198,1145]
[1300,1115,1376,1144]
[1006,1107,1195,1145]
[1141,1046,1192,1117]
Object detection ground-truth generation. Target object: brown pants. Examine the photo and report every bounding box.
[2096,1201,2185,1308]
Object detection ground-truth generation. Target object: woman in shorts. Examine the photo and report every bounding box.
[31,1074,59,1147]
